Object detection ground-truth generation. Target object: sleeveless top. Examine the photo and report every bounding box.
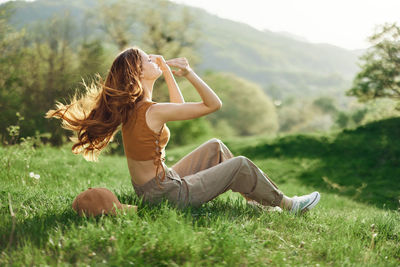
[121,101,170,182]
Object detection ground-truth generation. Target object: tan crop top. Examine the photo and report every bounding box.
[121,101,170,182]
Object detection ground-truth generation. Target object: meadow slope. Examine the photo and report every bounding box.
[0,118,399,266]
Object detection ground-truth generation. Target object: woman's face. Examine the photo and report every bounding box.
[139,50,162,80]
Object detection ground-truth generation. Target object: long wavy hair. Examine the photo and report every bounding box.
[46,47,144,161]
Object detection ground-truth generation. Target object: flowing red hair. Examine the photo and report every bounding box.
[46,47,144,161]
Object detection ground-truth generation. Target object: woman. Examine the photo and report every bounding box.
[46,46,320,215]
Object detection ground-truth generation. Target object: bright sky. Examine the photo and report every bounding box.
[171,0,400,50]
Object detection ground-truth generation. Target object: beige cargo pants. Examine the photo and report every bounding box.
[132,138,284,209]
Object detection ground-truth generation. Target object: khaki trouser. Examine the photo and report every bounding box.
[132,138,284,209]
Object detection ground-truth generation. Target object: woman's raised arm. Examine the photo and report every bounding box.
[149,57,222,123]
[184,67,222,110]
[150,54,184,103]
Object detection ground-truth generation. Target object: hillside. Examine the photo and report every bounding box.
[3,0,364,101]
[193,8,362,100]
[0,118,398,265]
[230,117,400,209]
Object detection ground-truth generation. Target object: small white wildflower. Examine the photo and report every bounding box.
[29,172,35,178]
[34,174,40,179]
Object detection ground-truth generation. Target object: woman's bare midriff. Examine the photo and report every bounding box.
[125,101,168,186]
[126,149,167,186]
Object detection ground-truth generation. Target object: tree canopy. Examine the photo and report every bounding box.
[347,22,400,105]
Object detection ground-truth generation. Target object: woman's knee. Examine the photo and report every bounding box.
[210,138,231,149]
[203,138,223,150]
[207,138,222,145]
[232,155,250,166]
[204,138,233,159]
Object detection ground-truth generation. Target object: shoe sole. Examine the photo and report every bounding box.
[301,192,320,213]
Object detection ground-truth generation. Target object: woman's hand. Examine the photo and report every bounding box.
[165,57,192,77]
[149,54,170,72]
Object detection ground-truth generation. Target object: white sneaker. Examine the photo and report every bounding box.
[290,191,320,214]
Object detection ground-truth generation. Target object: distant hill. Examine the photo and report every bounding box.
[191,9,364,101]
[233,116,400,209]
[3,0,366,102]
[274,31,310,43]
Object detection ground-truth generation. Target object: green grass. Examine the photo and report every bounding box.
[0,118,399,266]
[234,117,400,210]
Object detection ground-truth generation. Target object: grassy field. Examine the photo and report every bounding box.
[0,118,399,266]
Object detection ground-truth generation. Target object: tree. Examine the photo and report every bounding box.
[139,0,201,59]
[91,0,139,50]
[0,3,26,143]
[92,0,201,102]
[18,12,79,145]
[139,0,202,102]
[203,72,279,136]
[347,22,400,104]
[312,96,337,114]
[78,39,107,80]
